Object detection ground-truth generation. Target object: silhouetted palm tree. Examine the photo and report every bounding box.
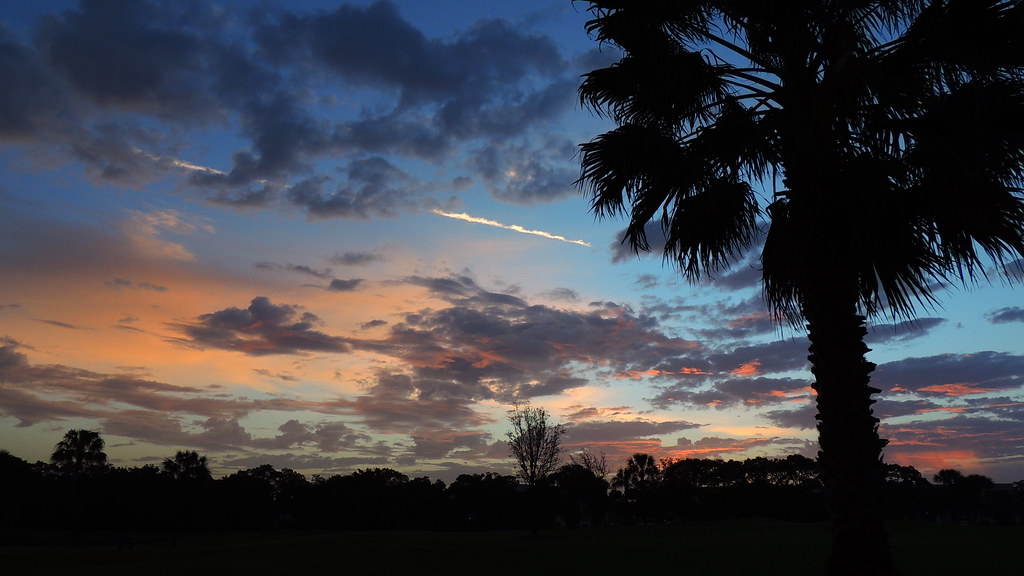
[51,429,107,476]
[51,429,108,545]
[162,450,212,483]
[612,453,660,493]
[576,2,1024,574]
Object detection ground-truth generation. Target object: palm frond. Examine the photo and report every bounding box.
[663,178,761,282]
[579,47,734,130]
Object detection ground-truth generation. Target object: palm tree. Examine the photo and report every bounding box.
[611,452,660,494]
[51,429,108,545]
[161,450,212,483]
[162,450,212,545]
[51,429,107,476]
[575,2,1024,574]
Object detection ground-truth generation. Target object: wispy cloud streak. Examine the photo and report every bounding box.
[433,210,591,247]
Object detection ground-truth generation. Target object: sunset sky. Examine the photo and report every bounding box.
[2,0,1023,483]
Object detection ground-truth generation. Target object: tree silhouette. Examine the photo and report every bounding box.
[569,447,610,480]
[576,3,1024,573]
[161,450,212,483]
[50,430,108,545]
[50,429,107,477]
[506,403,565,488]
[551,463,609,527]
[507,403,565,533]
[612,453,662,523]
[162,450,213,544]
[612,453,660,493]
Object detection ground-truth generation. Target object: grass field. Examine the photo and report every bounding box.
[3,519,1020,575]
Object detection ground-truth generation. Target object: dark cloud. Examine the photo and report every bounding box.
[37,1,210,116]
[174,296,350,355]
[705,338,810,376]
[287,157,431,219]
[565,419,702,445]
[4,0,586,217]
[253,368,298,382]
[328,278,363,292]
[354,281,704,406]
[763,401,817,430]
[255,262,333,279]
[883,415,1024,477]
[540,287,579,302]
[865,317,945,344]
[469,134,578,203]
[610,222,667,264]
[0,342,213,427]
[651,376,811,411]
[360,319,388,330]
[410,430,494,460]
[257,2,564,113]
[328,250,384,266]
[105,277,169,292]
[37,319,81,330]
[986,306,1024,324]
[670,435,803,458]
[714,258,763,291]
[0,27,64,139]
[252,419,371,452]
[873,352,1024,396]
[694,296,777,340]
[337,371,494,434]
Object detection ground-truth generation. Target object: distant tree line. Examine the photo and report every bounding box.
[2,430,1021,544]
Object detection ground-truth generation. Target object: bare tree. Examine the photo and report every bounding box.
[506,403,565,487]
[569,447,609,480]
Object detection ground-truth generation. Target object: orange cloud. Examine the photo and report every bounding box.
[728,312,769,328]
[731,361,763,377]
[614,366,714,380]
[681,367,713,375]
[885,449,980,478]
[918,383,997,397]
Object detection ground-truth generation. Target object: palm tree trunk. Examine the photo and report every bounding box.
[803,276,894,576]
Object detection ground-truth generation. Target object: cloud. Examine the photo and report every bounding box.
[873,352,1024,396]
[540,287,580,302]
[255,262,333,279]
[4,0,587,220]
[565,419,702,445]
[251,419,371,452]
[288,158,434,219]
[328,278,363,292]
[866,318,946,344]
[122,209,212,262]
[328,250,384,266]
[256,2,566,120]
[986,306,1024,324]
[174,296,351,355]
[667,435,803,459]
[105,277,169,292]
[410,430,495,460]
[37,319,82,330]
[610,222,667,264]
[469,134,579,203]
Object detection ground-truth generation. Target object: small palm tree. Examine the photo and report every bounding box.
[576,2,1024,574]
[162,450,212,483]
[612,453,660,493]
[51,429,107,476]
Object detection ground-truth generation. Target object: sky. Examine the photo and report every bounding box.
[2,0,1023,483]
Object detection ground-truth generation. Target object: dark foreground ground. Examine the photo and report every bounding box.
[2,519,1020,576]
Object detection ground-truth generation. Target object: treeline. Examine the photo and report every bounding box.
[2,436,1021,540]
